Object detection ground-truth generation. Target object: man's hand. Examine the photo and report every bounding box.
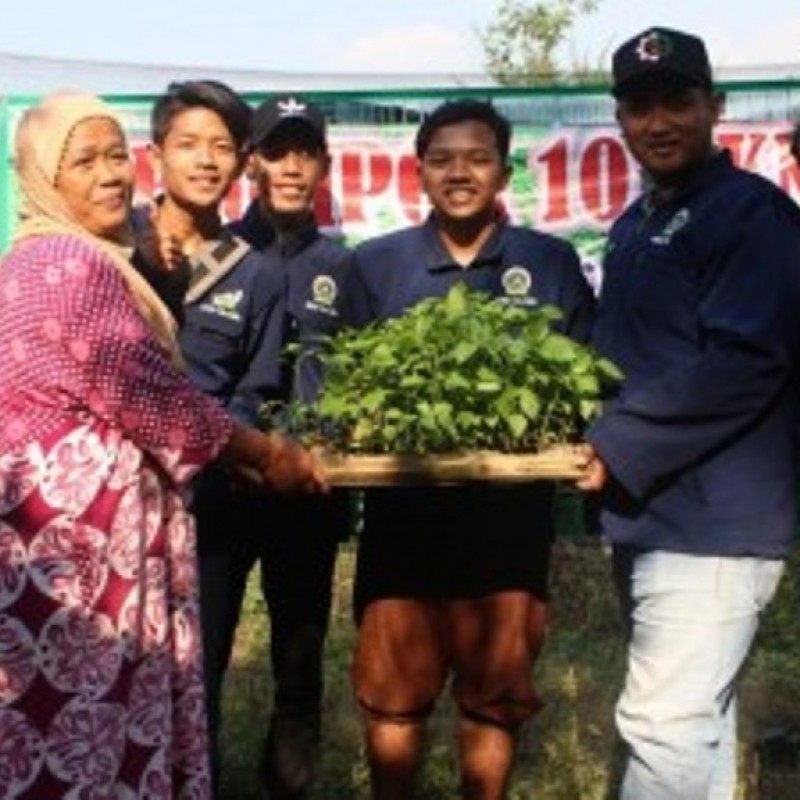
[574,443,609,492]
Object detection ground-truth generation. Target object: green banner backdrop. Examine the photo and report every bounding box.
[2,80,800,285]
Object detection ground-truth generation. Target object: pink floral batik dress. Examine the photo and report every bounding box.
[0,234,234,799]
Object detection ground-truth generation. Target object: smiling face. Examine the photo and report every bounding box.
[419,119,511,227]
[54,116,134,241]
[150,106,243,211]
[616,85,723,187]
[248,124,329,224]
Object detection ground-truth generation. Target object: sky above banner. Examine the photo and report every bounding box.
[0,0,798,76]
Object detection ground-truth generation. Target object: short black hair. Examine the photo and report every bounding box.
[150,80,252,149]
[415,99,511,161]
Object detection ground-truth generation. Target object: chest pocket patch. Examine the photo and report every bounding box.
[198,289,245,323]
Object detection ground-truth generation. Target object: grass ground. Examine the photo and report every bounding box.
[216,524,800,799]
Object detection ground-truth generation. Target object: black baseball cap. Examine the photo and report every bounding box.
[611,27,713,98]
[250,95,326,148]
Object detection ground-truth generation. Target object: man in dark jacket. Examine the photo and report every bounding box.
[209,95,352,800]
[577,27,800,800]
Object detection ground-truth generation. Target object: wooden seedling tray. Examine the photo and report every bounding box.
[315,445,587,486]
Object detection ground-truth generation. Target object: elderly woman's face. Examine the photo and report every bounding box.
[55,117,134,240]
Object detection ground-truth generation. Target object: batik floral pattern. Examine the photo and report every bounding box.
[0,235,233,798]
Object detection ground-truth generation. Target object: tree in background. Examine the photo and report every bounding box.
[480,0,605,86]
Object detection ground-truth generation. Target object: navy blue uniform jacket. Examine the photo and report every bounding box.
[133,202,350,425]
[229,203,353,542]
[231,202,351,408]
[131,204,285,425]
[588,150,800,557]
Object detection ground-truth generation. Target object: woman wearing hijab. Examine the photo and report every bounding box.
[0,91,326,799]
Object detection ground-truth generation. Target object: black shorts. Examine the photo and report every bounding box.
[353,484,555,622]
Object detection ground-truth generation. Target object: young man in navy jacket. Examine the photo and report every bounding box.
[215,95,352,800]
[343,98,595,800]
[577,27,800,799]
[134,86,350,799]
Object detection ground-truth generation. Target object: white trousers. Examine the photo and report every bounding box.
[614,549,784,800]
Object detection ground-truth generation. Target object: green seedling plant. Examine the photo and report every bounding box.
[275,282,621,455]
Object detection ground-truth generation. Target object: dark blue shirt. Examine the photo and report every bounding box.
[179,245,286,426]
[344,215,593,343]
[231,202,351,406]
[588,150,800,557]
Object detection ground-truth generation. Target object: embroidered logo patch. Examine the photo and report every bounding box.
[278,97,309,118]
[501,266,532,298]
[312,275,337,307]
[636,31,673,63]
[305,274,340,318]
[204,289,244,321]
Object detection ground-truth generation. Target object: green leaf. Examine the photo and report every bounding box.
[506,413,528,438]
[400,374,426,388]
[596,357,625,382]
[538,333,580,362]
[452,341,479,363]
[444,372,472,390]
[444,282,470,317]
[519,388,541,419]
[361,389,387,412]
[280,281,622,454]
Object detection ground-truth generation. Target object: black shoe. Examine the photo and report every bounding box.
[260,716,320,800]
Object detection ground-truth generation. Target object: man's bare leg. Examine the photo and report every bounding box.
[365,717,426,800]
[458,717,517,800]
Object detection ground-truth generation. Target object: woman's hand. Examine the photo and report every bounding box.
[260,430,329,493]
[222,424,329,494]
[137,204,191,274]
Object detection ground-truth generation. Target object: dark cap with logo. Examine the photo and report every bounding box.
[611,27,713,98]
[250,95,327,148]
